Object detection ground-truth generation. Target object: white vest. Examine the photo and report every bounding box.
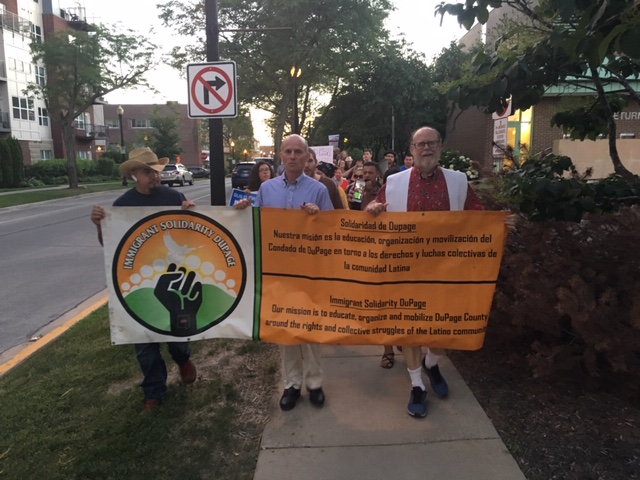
[386,167,468,212]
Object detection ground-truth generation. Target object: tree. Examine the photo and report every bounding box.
[312,41,449,156]
[27,25,157,188]
[149,107,182,161]
[159,0,391,154]
[437,0,640,181]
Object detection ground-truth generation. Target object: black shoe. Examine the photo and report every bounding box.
[279,387,301,411]
[422,359,449,398]
[407,387,427,418]
[307,387,325,407]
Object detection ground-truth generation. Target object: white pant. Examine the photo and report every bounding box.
[280,344,323,390]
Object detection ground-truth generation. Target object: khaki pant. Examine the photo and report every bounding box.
[280,344,323,390]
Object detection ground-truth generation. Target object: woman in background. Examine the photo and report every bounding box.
[245,160,274,193]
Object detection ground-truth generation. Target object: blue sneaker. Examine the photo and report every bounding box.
[422,359,449,398]
[407,387,427,418]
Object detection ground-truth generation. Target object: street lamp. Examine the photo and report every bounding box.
[243,148,248,161]
[116,105,127,186]
[290,65,302,134]
[231,140,235,164]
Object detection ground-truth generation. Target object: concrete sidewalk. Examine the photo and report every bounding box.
[254,345,526,480]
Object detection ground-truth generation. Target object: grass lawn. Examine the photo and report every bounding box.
[0,183,127,209]
[0,307,279,480]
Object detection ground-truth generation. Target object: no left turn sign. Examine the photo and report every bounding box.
[187,62,238,118]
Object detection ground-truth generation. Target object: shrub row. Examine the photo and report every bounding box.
[0,137,25,188]
[24,158,121,186]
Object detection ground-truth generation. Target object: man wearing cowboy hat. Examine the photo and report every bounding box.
[91,147,198,412]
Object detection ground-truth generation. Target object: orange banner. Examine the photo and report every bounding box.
[255,209,507,350]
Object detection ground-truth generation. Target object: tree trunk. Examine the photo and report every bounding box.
[591,66,635,182]
[273,93,292,160]
[62,119,79,189]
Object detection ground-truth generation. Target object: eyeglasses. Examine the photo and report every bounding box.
[411,140,441,150]
[353,175,363,179]
[258,168,271,173]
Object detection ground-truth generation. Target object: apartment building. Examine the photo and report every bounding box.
[0,1,202,167]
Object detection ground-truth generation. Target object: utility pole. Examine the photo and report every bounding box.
[206,0,225,206]
[391,105,395,151]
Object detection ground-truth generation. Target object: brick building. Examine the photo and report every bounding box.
[102,103,202,166]
[445,3,640,178]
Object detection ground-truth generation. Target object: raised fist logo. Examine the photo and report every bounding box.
[154,263,203,336]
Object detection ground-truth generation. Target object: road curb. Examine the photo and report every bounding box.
[0,289,108,376]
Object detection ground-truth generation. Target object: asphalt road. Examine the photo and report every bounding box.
[0,180,230,355]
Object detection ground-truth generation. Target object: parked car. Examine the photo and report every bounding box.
[231,162,255,189]
[160,163,194,187]
[187,166,210,178]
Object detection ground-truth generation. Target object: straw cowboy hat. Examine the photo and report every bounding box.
[119,147,169,178]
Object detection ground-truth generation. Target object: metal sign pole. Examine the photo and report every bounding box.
[206,0,225,206]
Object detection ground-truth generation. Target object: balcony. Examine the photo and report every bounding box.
[74,124,107,140]
[0,9,30,36]
[0,112,10,131]
[60,6,92,32]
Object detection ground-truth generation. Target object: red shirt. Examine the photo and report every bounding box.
[375,167,484,211]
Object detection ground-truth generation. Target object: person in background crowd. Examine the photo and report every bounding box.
[306,149,345,209]
[317,161,348,209]
[334,167,350,191]
[233,135,334,411]
[90,147,198,413]
[340,150,353,169]
[245,160,275,193]
[401,153,414,170]
[345,157,365,180]
[347,161,380,211]
[364,126,516,418]
[383,164,402,183]
[333,146,341,162]
[383,150,397,169]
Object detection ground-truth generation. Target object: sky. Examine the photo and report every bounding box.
[82,0,466,143]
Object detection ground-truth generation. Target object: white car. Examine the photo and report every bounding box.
[160,164,194,187]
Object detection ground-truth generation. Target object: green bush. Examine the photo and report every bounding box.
[8,137,24,186]
[440,148,479,179]
[25,158,68,181]
[349,148,364,161]
[76,159,94,180]
[500,152,638,222]
[25,178,45,187]
[0,141,13,188]
[94,158,119,177]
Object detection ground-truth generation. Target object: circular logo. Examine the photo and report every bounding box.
[112,210,246,337]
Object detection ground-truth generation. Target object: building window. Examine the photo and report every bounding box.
[106,118,119,128]
[131,119,151,128]
[30,23,42,43]
[507,107,533,160]
[12,97,35,121]
[76,112,90,129]
[38,107,49,126]
[77,151,92,160]
[40,150,52,160]
[35,65,46,86]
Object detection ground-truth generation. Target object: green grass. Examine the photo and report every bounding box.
[0,183,127,208]
[0,307,279,480]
